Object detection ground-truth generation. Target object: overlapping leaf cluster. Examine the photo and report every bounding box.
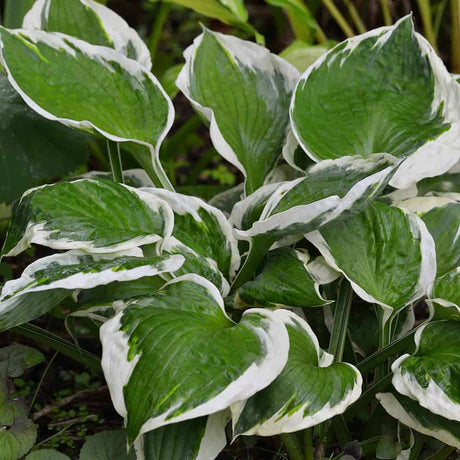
[0,0,459,458]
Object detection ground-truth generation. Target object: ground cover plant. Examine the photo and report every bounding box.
[0,0,459,459]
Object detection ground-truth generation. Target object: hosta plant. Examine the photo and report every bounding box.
[0,1,459,458]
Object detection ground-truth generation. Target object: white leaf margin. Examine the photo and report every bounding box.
[176,28,300,184]
[377,392,460,449]
[100,274,290,441]
[0,28,174,190]
[391,321,460,422]
[22,0,152,69]
[2,180,175,257]
[306,206,437,326]
[141,188,241,280]
[289,16,460,189]
[231,309,362,436]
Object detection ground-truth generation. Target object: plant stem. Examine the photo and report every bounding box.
[148,1,171,65]
[322,0,354,37]
[329,279,353,362]
[303,428,314,460]
[28,351,58,413]
[230,237,274,293]
[315,23,328,44]
[375,308,393,383]
[107,140,124,183]
[281,433,304,460]
[409,433,426,460]
[347,373,392,413]
[343,0,367,34]
[12,324,101,373]
[417,0,438,51]
[357,327,417,375]
[332,415,351,449]
[433,0,448,40]
[425,445,455,460]
[452,0,460,73]
[379,0,392,25]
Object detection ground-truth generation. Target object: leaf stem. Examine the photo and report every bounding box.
[107,140,124,183]
[303,428,314,460]
[329,279,353,362]
[12,324,101,373]
[281,433,304,460]
[347,373,392,413]
[148,1,171,64]
[417,0,438,52]
[425,445,455,460]
[379,0,392,25]
[343,0,367,34]
[28,351,58,413]
[230,236,274,293]
[375,308,393,383]
[452,0,460,73]
[321,0,354,37]
[332,415,351,449]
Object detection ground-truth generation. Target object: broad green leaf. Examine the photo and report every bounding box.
[391,320,460,421]
[0,401,36,460]
[279,41,327,72]
[0,344,44,377]
[1,179,173,258]
[26,450,70,460]
[0,250,183,330]
[427,268,460,321]
[236,248,330,308]
[0,28,174,189]
[3,0,35,28]
[377,392,460,448]
[100,275,289,444]
[177,29,299,194]
[232,154,396,240]
[307,202,436,318]
[140,188,240,280]
[417,173,460,195]
[138,412,228,460]
[23,0,151,69]
[80,430,135,460]
[291,16,460,189]
[0,74,89,205]
[232,310,362,436]
[161,237,230,296]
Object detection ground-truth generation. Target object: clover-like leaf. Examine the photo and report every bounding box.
[377,392,460,449]
[0,250,183,331]
[0,28,174,189]
[100,275,289,444]
[231,310,362,436]
[138,412,228,460]
[140,189,240,280]
[23,0,151,69]
[291,16,460,188]
[391,320,460,422]
[1,179,173,258]
[177,29,299,194]
[236,248,331,308]
[307,201,436,319]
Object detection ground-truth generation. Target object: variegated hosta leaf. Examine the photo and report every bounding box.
[100,275,289,444]
[291,16,460,189]
[0,250,183,331]
[160,238,230,296]
[377,392,460,449]
[231,310,362,436]
[232,154,396,240]
[177,29,299,194]
[1,179,173,258]
[236,248,330,308]
[391,320,460,421]
[140,189,240,280]
[0,28,174,189]
[307,201,436,317]
[22,0,152,69]
[137,412,228,460]
[427,268,460,321]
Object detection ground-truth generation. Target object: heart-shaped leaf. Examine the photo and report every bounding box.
[177,29,299,194]
[291,16,460,188]
[377,392,460,448]
[232,309,362,436]
[0,28,173,189]
[23,0,151,69]
[1,179,173,258]
[0,250,183,331]
[391,320,460,422]
[100,275,289,444]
